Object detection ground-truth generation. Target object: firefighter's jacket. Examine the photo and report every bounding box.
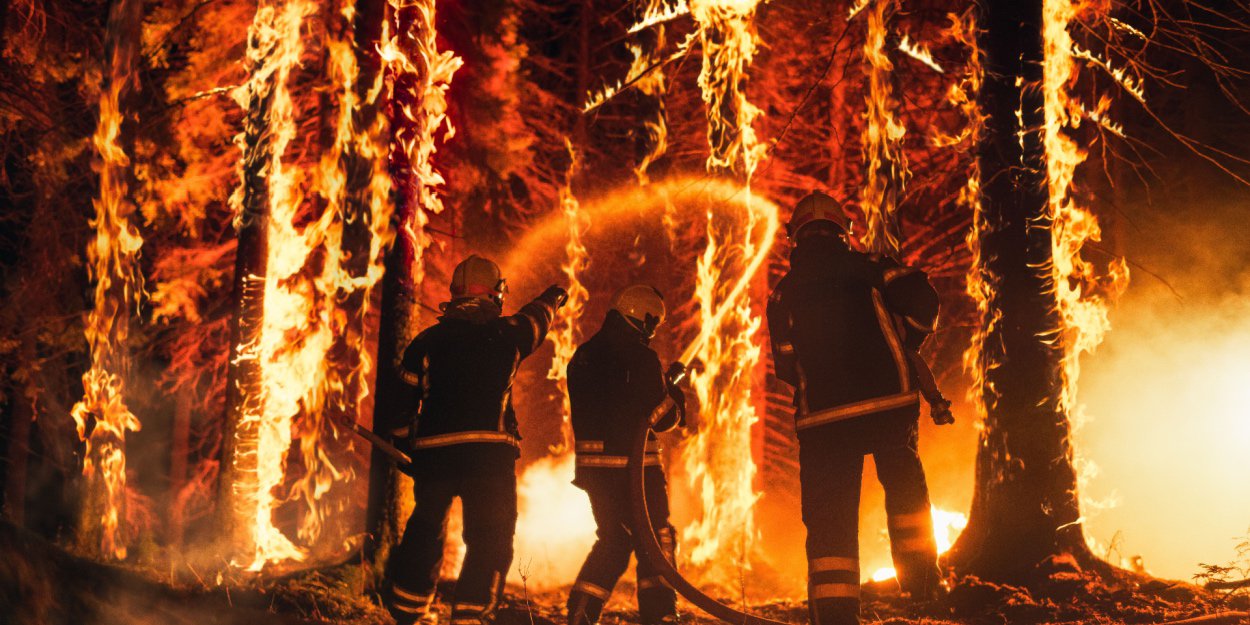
[568,312,681,481]
[396,293,560,471]
[767,237,939,433]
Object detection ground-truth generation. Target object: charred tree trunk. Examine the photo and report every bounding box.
[2,335,36,526]
[216,6,277,553]
[363,0,431,572]
[947,0,1094,581]
[73,0,145,561]
[167,390,191,548]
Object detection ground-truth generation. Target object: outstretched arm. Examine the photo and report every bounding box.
[505,285,568,357]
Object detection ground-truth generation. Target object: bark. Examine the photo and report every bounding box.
[73,0,145,561]
[362,0,419,572]
[2,335,36,526]
[947,0,1096,581]
[215,20,276,553]
[167,390,191,548]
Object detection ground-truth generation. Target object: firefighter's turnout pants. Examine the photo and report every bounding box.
[568,461,677,625]
[385,461,517,625]
[798,406,940,625]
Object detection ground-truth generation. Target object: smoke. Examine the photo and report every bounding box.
[1079,196,1250,581]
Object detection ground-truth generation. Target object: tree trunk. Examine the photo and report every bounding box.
[947,0,1095,581]
[216,2,278,555]
[2,336,37,526]
[167,390,191,548]
[363,0,442,572]
[73,0,145,561]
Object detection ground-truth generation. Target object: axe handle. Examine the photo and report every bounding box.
[348,422,413,467]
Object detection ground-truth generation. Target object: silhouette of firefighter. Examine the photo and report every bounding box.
[766,192,950,625]
[384,255,567,625]
[566,285,687,625]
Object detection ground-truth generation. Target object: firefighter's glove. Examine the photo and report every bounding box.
[389,426,419,476]
[930,398,955,426]
[665,361,688,387]
[540,285,569,310]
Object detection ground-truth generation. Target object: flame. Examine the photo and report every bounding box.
[859,0,907,257]
[381,0,461,582]
[71,5,145,558]
[381,0,462,309]
[1042,0,1130,530]
[629,0,690,34]
[225,0,318,570]
[546,141,590,453]
[513,455,598,589]
[678,0,771,591]
[630,0,673,186]
[498,177,779,591]
[897,35,943,74]
[293,0,396,547]
[870,506,969,582]
[942,9,996,427]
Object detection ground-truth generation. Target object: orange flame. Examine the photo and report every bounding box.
[629,0,672,186]
[940,9,996,426]
[1042,0,1130,527]
[871,506,968,582]
[381,0,462,307]
[225,0,318,570]
[546,141,590,453]
[859,0,907,257]
[382,0,460,580]
[679,0,772,591]
[292,0,396,548]
[71,13,145,559]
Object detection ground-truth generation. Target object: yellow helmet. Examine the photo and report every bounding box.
[787,191,851,239]
[450,255,507,305]
[611,284,666,336]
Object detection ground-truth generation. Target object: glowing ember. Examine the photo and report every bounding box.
[71,0,146,560]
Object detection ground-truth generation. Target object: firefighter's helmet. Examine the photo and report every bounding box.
[450,255,508,306]
[611,284,666,337]
[787,191,851,239]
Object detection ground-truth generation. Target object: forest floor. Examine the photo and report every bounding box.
[2,521,1246,625]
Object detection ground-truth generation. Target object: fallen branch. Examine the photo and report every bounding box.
[1207,579,1250,591]
[1153,611,1250,625]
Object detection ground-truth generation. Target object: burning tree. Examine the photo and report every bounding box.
[950,0,1129,579]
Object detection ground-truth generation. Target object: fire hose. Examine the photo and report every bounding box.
[626,371,794,625]
[628,345,952,624]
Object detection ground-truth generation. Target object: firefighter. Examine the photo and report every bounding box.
[566,285,686,625]
[766,192,949,625]
[384,255,567,625]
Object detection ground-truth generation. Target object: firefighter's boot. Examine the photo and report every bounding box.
[567,581,611,625]
[386,584,435,625]
[885,510,941,601]
[636,525,678,625]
